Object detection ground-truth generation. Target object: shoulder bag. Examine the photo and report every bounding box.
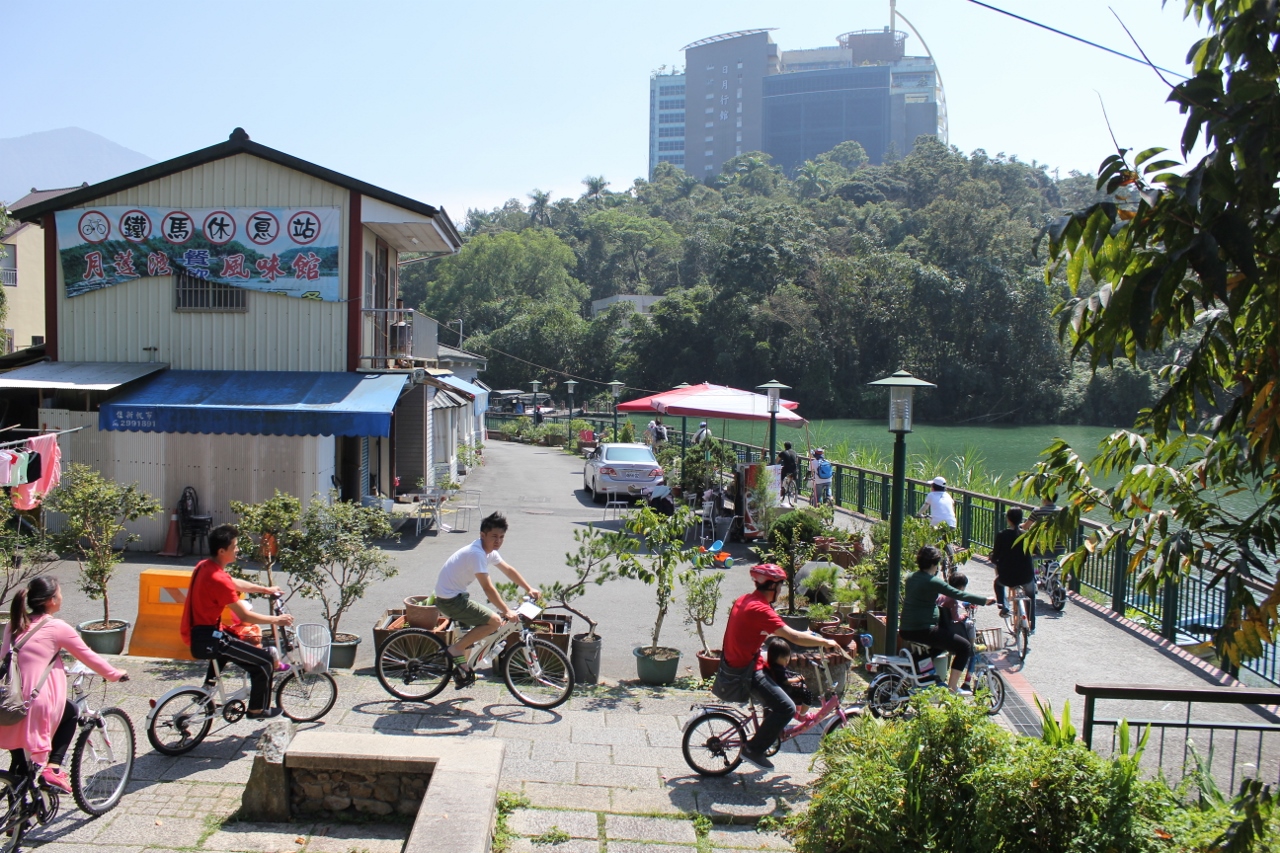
[0,616,57,726]
[711,658,754,704]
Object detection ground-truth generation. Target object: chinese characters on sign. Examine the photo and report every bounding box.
[110,408,158,430]
[56,206,341,300]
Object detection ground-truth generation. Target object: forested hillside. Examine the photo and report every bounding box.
[402,138,1163,425]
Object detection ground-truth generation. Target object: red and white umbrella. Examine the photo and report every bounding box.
[616,382,805,426]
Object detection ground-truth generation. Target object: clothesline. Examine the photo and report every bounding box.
[0,426,85,452]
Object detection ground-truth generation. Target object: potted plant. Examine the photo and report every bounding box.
[45,464,161,654]
[683,568,725,679]
[619,504,705,684]
[0,503,56,626]
[538,524,631,684]
[806,602,840,633]
[761,509,824,631]
[279,493,398,668]
[229,490,307,652]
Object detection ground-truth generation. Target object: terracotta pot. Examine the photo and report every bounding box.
[808,616,841,633]
[821,625,856,650]
[695,649,722,679]
[404,596,439,629]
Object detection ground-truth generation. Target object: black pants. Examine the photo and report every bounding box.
[747,669,795,752]
[995,580,1037,631]
[900,626,972,673]
[8,700,78,772]
[195,636,275,711]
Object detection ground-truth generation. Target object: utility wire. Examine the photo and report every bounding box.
[966,0,1189,80]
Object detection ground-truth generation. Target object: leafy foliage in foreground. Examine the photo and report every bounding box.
[788,695,1277,853]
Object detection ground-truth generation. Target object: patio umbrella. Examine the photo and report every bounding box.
[616,382,806,426]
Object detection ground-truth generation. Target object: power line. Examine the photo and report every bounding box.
[966,0,1189,80]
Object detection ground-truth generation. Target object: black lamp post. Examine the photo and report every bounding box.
[529,379,541,417]
[565,379,577,416]
[608,380,624,439]
[756,380,790,464]
[868,369,936,655]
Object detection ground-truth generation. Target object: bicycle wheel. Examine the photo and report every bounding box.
[976,667,1005,715]
[71,708,135,816]
[1050,579,1068,611]
[375,628,451,702]
[275,670,338,723]
[782,477,797,505]
[146,689,214,756]
[867,673,911,718]
[1016,622,1030,663]
[821,707,859,737]
[682,711,746,776]
[0,771,22,853]
[501,637,574,710]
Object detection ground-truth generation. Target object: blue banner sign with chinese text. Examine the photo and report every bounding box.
[54,206,341,301]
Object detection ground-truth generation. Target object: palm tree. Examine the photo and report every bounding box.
[794,161,833,200]
[582,175,610,202]
[527,189,552,226]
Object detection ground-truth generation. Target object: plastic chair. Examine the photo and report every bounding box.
[177,486,213,554]
[603,491,628,521]
[452,489,481,531]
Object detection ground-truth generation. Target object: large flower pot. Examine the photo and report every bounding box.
[695,649,722,680]
[570,633,602,685]
[820,625,857,650]
[808,616,841,633]
[78,620,129,656]
[404,596,438,629]
[329,633,361,669]
[780,612,810,633]
[633,646,681,685]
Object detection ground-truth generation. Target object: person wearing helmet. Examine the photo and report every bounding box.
[921,477,956,527]
[693,421,711,445]
[809,448,833,506]
[717,563,839,771]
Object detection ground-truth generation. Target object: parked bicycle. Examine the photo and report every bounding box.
[65,663,135,816]
[1002,584,1032,663]
[862,631,1005,718]
[1034,556,1068,612]
[375,596,574,710]
[682,649,857,776]
[146,598,336,756]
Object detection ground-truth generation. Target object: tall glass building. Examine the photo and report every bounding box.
[648,26,946,178]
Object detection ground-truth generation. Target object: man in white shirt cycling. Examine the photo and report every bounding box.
[434,512,540,688]
[922,476,957,527]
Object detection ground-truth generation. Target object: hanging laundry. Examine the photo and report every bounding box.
[7,452,30,487]
[12,435,62,511]
[0,449,15,486]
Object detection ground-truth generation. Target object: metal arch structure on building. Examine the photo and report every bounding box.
[680,28,777,51]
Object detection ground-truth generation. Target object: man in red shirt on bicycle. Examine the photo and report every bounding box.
[719,563,839,770]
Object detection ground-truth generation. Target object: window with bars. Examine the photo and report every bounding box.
[174,269,248,311]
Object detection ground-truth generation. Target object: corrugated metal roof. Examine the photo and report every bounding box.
[430,388,467,410]
[0,361,168,391]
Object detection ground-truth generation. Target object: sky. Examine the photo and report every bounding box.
[4,1,1208,223]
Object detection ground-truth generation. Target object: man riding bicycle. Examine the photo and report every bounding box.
[808,449,833,506]
[991,507,1037,637]
[777,441,799,503]
[716,564,839,771]
[435,512,540,689]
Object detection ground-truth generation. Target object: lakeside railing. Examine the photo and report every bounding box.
[486,412,1278,687]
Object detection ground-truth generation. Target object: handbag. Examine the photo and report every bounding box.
[711,659,754,703]
[0,617,58,727]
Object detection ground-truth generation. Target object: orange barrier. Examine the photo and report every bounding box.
[129,568,196,660]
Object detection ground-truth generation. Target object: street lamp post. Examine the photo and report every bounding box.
[868,369,936,655]
[529,379,541,416]
[608,380,625,440]
[756,380,790,464]
[565,379,577,416]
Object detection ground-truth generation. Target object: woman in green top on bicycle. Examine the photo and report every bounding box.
[899,546,995,694]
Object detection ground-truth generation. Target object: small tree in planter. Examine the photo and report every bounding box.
[280,493,397,667]
[45,464,161,650]
[230,491,304,650]
[682,568,725,679]
[0,503,56,618]
[761,508,824,620]
[618,503,706,684]
[538,524,632,683]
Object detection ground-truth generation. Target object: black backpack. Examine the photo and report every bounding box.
[654,424,667,442]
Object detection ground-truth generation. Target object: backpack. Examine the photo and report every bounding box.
[0,617,57,726]
[817,458,833,479]
[654,424,667,442]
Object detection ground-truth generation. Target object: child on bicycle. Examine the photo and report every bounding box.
[434,511,540,689]
[763,637,817,723]
[936,572,977,692]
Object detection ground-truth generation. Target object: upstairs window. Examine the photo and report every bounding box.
[175,268,247,311]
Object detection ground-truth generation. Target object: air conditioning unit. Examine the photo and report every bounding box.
[412,368,427,384]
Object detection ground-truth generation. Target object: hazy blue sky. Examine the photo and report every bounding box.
[5,1,1206,223]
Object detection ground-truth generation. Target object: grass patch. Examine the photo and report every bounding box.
[531,825,571,845]
[492,791,531,853]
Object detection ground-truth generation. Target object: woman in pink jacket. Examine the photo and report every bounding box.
[0,577,126,793]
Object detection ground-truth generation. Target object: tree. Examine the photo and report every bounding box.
[815,140,870,175]
[1026,1,1280,669]
[527,189,552,227]
[45,464,161,626]
[581,175,610,202]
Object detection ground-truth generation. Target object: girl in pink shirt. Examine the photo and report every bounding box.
[0,577,127,792]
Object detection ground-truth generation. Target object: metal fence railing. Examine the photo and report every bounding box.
[484,412,1279,686]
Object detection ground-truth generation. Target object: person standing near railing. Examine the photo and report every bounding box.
[809,448,833,506]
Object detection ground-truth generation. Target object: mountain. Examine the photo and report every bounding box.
[0,128,155,206]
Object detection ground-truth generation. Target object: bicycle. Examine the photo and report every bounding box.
[0,753,61,853]
[146,598,338,756]
[1001,583,1033,663]
[780,473,799,506]
[861,632,1005,718]
[1034,556,1068,612]
[682,649,858,776]
[65,664,135,816]
[375,597,574,711]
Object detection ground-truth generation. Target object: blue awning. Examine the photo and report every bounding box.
[99,370,408,437]
[437,375,488,417]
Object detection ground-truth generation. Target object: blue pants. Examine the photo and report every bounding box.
[748,669,795,752]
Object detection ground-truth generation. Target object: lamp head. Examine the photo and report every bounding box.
[867,370,936,434]
[608,380,625,398]
[756,379,790,415]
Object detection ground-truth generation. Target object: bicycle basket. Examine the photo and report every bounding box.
[295,623,332,674]
[975,627,1002,652]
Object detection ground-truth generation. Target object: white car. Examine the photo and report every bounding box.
[583,443,663,503]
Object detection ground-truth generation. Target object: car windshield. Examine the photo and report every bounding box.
[605,448,656,463]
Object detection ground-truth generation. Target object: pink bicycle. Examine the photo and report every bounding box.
[682,649,859,776]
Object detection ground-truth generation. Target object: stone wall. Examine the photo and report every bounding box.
[291,767,430,818]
